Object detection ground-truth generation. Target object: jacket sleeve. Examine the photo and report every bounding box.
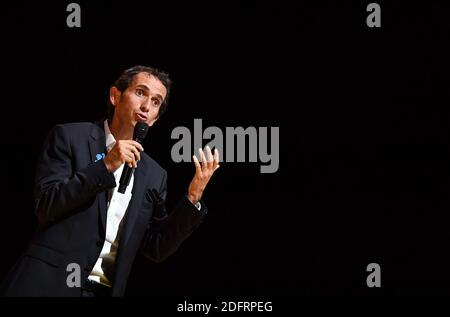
[34,124,116,224]
[141,170,207,262]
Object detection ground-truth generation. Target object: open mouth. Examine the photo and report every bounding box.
[136,113,147,121]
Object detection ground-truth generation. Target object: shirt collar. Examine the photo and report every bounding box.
[104,119,116,152]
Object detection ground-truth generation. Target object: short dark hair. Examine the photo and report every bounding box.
[106,65,172,121]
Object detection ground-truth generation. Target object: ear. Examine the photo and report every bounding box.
[109,86,121,106]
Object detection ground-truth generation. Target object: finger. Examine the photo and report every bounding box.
[126,155,133,169]
[206,146,214,169]
[125,153,137,169]
[122,143,140,167]
[213,148,220,170]
[129,140,144,152]
[128,144,141,163]
[199,148,207,172]
[193,155,202,176]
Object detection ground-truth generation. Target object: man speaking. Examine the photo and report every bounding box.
[2,65,220,297]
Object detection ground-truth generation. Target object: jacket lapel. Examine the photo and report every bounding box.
[111,158,148,295]
[88,120,108,233]
[119,158,148,248]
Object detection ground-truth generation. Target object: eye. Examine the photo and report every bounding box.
[152,98,161,107]
[136,89,144,97]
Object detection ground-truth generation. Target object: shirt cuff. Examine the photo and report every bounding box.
[185,195,208,216]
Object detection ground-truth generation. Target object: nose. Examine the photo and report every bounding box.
[140,100,151,113]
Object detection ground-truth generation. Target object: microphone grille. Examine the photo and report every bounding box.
[134,122,149,140]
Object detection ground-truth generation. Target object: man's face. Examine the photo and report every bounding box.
[110,72,167,128]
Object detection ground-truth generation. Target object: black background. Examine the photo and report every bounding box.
[1,1,450,296]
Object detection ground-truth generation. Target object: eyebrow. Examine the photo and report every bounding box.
[136,84,164,102]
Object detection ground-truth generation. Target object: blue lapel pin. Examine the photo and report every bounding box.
[94,152,106,162]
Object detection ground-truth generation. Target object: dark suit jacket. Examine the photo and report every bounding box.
[2,120,206,297]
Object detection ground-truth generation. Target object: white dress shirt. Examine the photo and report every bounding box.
[88,120,134,286]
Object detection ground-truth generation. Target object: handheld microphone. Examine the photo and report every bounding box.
[118,122,149,193]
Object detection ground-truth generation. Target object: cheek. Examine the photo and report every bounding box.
[151,107,160,118]
[127,95,139,106]
[121,96,139,112]
[147,110,159,124]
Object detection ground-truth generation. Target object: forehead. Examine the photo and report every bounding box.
[130,72,167,98]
